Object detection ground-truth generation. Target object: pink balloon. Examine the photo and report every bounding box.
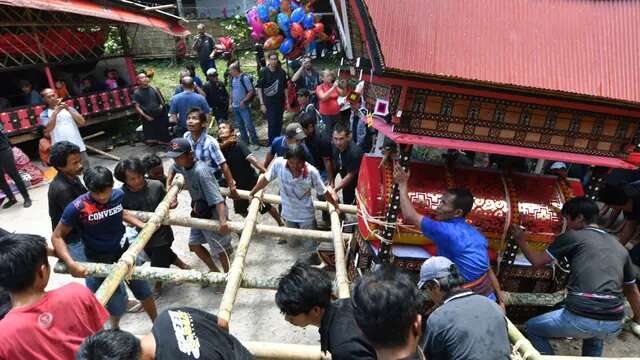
[251,31,261,40]
[252,20,264,36]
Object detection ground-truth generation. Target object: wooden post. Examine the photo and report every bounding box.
[217,190,264,330]
[507,318,544,360]
[328,202,350,298]
[219,188,358,214]
[242,342,329,360]
[94,175,184,305]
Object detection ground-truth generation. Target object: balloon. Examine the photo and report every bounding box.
[307,40,317,54]
[303,13,315,29]
[303,29,316,45]
[286,45,304,59]
[263,22,279,37]
[264,35,284,50]
[291,7,305,23]
[313,22,324,34]
[277,13,290,32]
[246,7,258,24]
[270,0,281,8]
[219,36,234,49]
[257,5,269,22]
[251,31,261,40]
[256,0,264,3]
[269,6,279,18]
[290,22,304,39]
[280,0,290,13]
[252,20,264,38]
[279,38,294,55]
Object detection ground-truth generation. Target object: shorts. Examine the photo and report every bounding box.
[145,244,178,268]
[189,228,232,256]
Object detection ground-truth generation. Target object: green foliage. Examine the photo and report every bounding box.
[220,15,253,50]
[104,26,125,55]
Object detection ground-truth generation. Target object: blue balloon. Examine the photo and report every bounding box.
[306,40,317,54]
[268,0,280,8]
[291,2,299,11]
[291,8,305,23]
[277,13,290,32]
[257,4,269,22]
[303,13,315,29]
[279,38,294,55]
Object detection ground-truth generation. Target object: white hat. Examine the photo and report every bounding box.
[417,256,455,289]
[206,68,217,76]
[550,162,567,170]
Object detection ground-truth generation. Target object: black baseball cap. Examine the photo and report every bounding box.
[166,138,192,158]
[285,122,306,140]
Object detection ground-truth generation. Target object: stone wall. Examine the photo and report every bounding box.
[128,20,225,59]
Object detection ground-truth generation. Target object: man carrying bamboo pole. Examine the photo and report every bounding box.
[77,307,254,360]
[249,144,341,261]
[51,166,157,329]
[275,262,376,359]
[166,138,233,273]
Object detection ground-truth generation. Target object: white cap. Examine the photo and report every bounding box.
[206,68,217,76]
[417,256,455,289]
[550,162,567,170]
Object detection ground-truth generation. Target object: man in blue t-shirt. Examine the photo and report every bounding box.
[169,76,211,137]
[51,166,157,330]
[264,122,314,169]
[393,162,499,301]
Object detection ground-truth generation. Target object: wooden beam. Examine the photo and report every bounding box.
[329,202,350,298]
[143,4,176,11]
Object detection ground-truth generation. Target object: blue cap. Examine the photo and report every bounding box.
[166,138,192,158]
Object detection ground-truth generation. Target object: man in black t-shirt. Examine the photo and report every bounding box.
[78,307,254,360]
[513,197,640,356]
[203,68,229,122]
[192,23,216,74]
[299,112,333,177]
[331,124,363,205]
[256,51,289,145]
[276,262,376,360]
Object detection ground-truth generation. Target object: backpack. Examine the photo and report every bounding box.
[238,73,255,102]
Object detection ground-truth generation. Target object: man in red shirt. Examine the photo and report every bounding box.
[0,233,108,360]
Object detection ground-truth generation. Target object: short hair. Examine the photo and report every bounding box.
[322,69,336,81]
[297,112,315,129]
[0,233,48,292]
[352,266,420,348]
[49,141,80,169]
[561,196,599,224]
[141,154,163,172]
[284,144,306,161]
[333,123,351,136]
[266,51,279,60]
[275,262,332,315]
[83,166,114,192]
[77,330,141,360]
[114,158,146,183]
[187,107,206,123]
[19,79,32,88]
[598,184,627,206]
[180,76,195,88]
[0,287,10,320]
[185,63,196,73]
[219,120,235,131]
[447,188,474,217]
[197,23,206,30]
[228,62,241,72]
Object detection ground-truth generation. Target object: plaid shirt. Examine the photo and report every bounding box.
[184,131,226,171]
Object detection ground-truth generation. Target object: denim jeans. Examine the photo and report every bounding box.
[233,106,259,145]
[525,308,622,356]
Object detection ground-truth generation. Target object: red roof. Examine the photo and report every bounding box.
[357,0,640,104]
[1,0,189,36]
[371,117,637,170]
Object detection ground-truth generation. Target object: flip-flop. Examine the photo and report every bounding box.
[126,299,144,313]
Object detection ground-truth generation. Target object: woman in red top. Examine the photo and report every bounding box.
[315,69,345,137]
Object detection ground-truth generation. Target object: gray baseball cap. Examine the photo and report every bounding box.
[285,122,306,140]
[417,256,455,289]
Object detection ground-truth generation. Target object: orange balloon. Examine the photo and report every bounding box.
[290,23,304,39]
[313,22,324,34]
[263,22,279,37]
[263,35,284,50]
[280,0,290,13]
[303,29,316,45]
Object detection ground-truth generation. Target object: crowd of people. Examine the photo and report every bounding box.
[1,22,640,360]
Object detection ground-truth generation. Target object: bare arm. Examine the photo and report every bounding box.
[169,113,178,124]
[215,202,231,235]
[166,167,176,189]
[393,162,423,227]
[624,283,640,323]
[324,158,335,185]
[291,65,304,83]
[249,175,270,197]
[334,171,356,192]
[134,103,151,120]
[52,222,87,277]
[324,187,342,215]
[317,84,337,101]
[618,220,638,245]
[221,163,239,199]
[488,267,506,311]
[123,211,145,228]
[44,109,59,133]
[247,154,267,174]
[68,107,86,126]
[264,151,275,169]
[256,88,264,105]
[512,226,553,268]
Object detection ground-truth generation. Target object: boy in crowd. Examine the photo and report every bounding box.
[115,157,190,293]
[166,138,233,272]
[352,266,425,360]
[218,121,284,225]
[276,262,375,359]
[0,233,108,360]
[51,166,157,329]
[264,122,314,169]
[330,124,363,205]
[142,153,168,186]
[78,307,254,360]
[418,257,510,360]
[513,196,640,356]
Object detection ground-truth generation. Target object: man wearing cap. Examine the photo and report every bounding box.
[264,122,315,169]
[417,256,511,360]
[549,161,568,179]
[203,68,229,122]
[166,138,233,273]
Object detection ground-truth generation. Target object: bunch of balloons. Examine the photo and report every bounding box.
[246,0,329,59]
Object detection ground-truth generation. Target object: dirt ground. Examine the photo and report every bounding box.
[2,125,640,357]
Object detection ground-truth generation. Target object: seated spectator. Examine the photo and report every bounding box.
[276,262,376,359]
[81,76,105,94]
[513,197,640,356]
[54,79,70,98]
[0,233,108,360]
[264,122,314,169]
[418,257,510,360]
[104,69,127,90]
[19,80,43,106]
[142,153,168,187]
[77,307,254,360]
[352,266,425,360]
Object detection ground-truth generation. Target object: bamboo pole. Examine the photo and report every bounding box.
[85,144,121,161]
[219,187,358,215]
[127,210,352,243]
[54,261,280,289]
[329,202,350,298]
[507,318,544,360]
[241,342,329,360]
[218,190,264,330]
[93,175,183,305]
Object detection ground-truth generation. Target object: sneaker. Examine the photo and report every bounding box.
[2,198,17,209]
[23,198,32,208]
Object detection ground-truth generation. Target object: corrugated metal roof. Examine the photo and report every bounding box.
[360,0,640,104]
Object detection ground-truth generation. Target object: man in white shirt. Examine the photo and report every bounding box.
[40,89,90,169]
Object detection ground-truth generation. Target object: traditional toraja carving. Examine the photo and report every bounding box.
[396,88,639,157]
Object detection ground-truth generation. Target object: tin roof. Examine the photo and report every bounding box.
[357,0,640,104]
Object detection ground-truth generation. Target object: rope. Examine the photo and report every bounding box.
[355,189,399,244]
